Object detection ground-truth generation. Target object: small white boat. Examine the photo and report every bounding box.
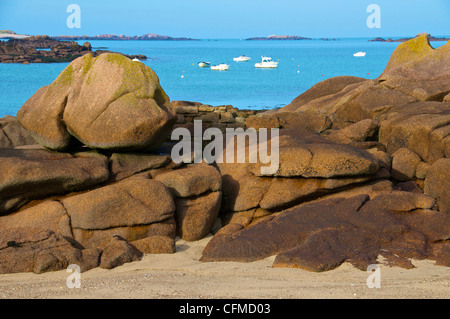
[198,61,210,67]
[211,63,230,71]
[132,57,141,62]
[233,55,251,62]
[353,52,366,57]
[255,56,278,68]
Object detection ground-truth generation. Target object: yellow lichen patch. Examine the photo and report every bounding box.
[382,33,435,74]
[53,64,75,87]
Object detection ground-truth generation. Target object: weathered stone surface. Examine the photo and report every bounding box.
[245,115,280,130]
[0,116,36,148]
[109,152,171,181]
[0,148,109,215]
[0,200,67,235]
[71,219,176,249]
[130,235,175,254]
[99,236,143,269]
[424,158,450,214]
[379,33,450,101]
[248,129,379,178]
[220,112,235,123]
[323,119,378,144]
[391,148,422,181]
[155,163,222,197]
[175,191,222,241]
[17,53,176,151]
[63,177,174,229]
[201,195,450,272]
[221,208,272,228]
[378,102,450,163]
[281,76,367,113]
[0,228,100,274]
[259,175,375,211]
[280,79,416,129]
[218,162,272,212]
[276,111,332,133]
[416,162,431,180]
[61,176,176,247]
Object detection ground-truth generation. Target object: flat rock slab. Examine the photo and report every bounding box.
[201,193,449,272]
[0,148,109,215]
[248,129,379,178]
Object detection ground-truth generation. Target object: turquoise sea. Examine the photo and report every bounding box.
[0,38,447,117]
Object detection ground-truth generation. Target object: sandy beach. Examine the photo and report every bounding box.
[0,235,448,299]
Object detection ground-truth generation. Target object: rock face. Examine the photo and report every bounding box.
[0,148,109,215]
[0,35,147,63]
[424,159,450,214]
[378,102,450,163]
[61,176,176,248]
[201,194,448,271]
[0,116,36,148]
[17,53,176,151]
[0,228,101,274]
[379,33,450,101]
[99,236,143,269]
[156,164,223,241]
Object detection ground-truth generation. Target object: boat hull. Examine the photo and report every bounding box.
[255,62,278,68]
[211,64,229,71]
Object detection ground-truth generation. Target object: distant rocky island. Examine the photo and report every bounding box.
[0,35,146,63]
[53,33,198,41]
[246,35,338,41]
[246,35,313,41]
[370,34,450,42]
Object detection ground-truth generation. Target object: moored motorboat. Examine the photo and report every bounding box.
[198,61,211,67]
[353,52,366,57]
[254,56,278,68]
[211,63,230,71]
[233,55,251,62]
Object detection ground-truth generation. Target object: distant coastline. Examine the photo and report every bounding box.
[0,31,198,41]
[246,35,339,41]
[369,34,450,42]
[52,34,198,41]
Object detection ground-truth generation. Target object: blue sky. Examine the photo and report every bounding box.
[1,0,449,38]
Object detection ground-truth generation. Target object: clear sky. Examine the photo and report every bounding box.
[1,0,449,39]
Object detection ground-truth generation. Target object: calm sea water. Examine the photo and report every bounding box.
[0,38,447,117]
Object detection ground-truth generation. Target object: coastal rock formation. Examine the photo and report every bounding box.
[0,228,101,274]
[201,194,448,271]
[61,176,176,248]
[0,148,109,215]
[0,32,449,274]
[0,35,146,63]
[17,53,176,151]
[155,164,223,241]
[0,116,37,148]
[53,33,197,41]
